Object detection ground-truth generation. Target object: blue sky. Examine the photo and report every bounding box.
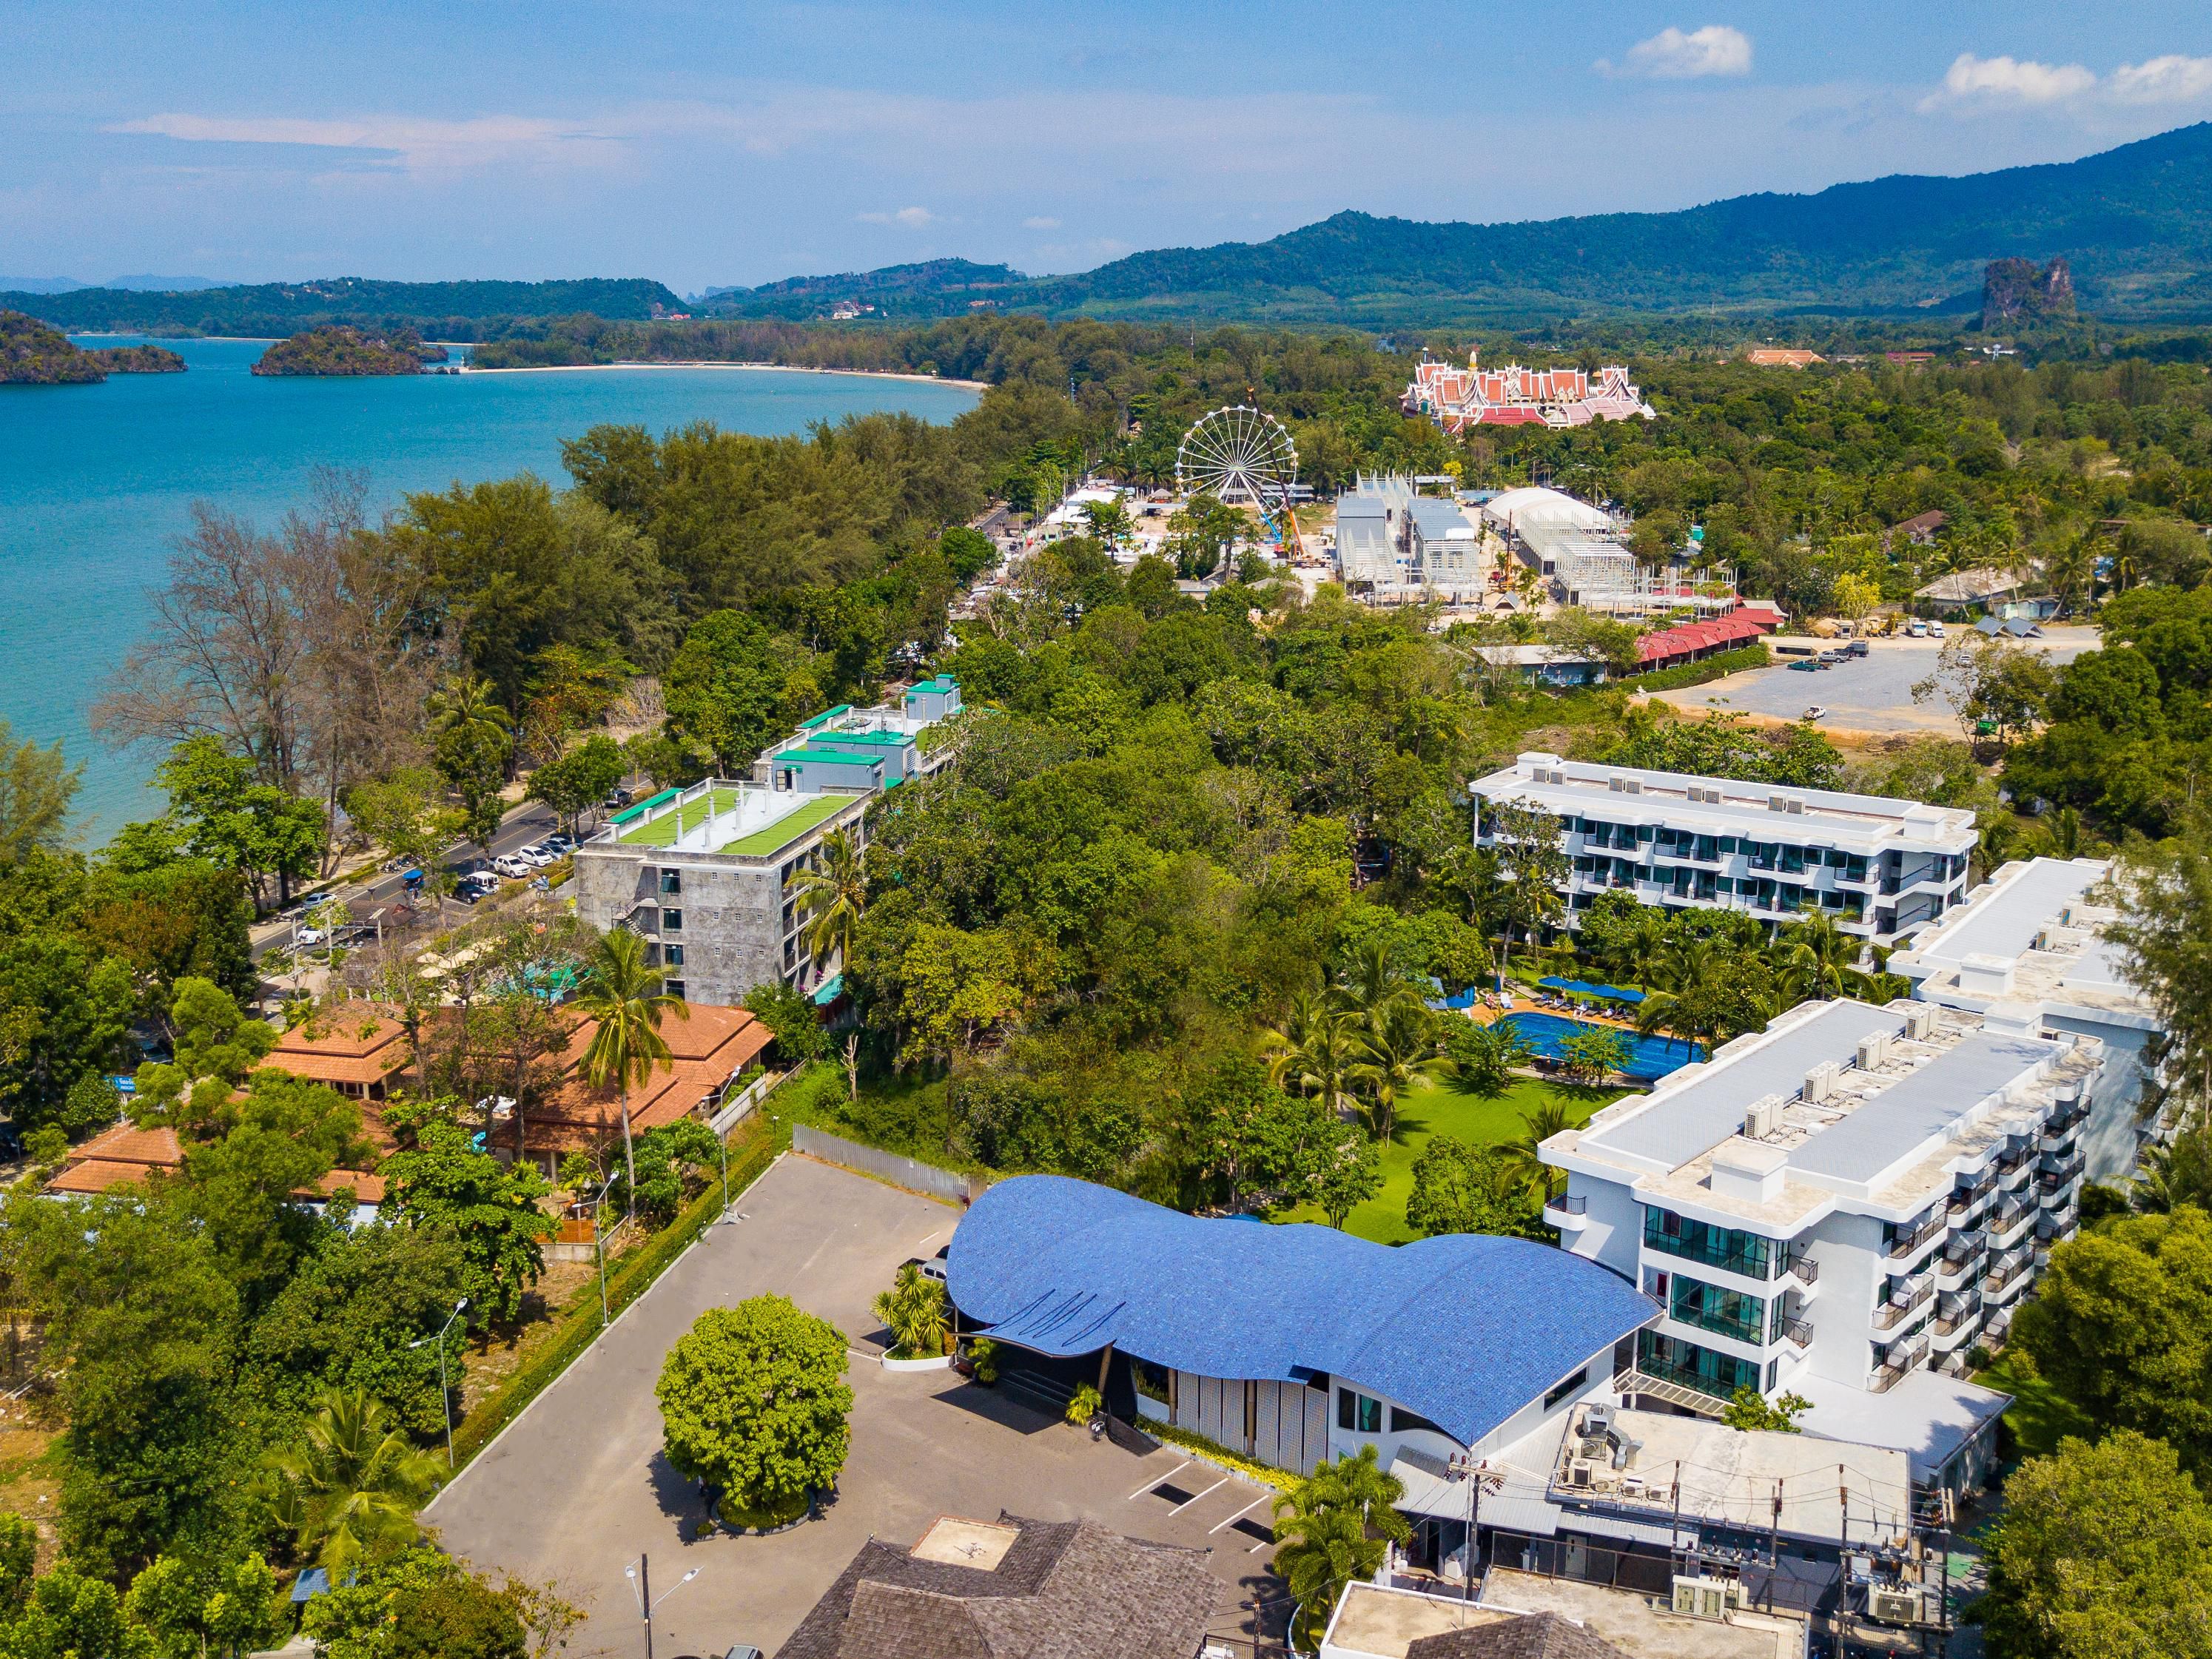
[4,0,2210,293]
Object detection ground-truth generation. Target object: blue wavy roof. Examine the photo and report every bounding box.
[947,1175,1658,1447]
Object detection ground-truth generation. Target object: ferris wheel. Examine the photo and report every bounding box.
[1176,405,1298,507]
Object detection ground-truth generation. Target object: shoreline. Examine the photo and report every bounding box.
[461,360,989,390]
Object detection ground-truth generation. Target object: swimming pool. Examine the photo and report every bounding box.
[1496,1012,1705,1083]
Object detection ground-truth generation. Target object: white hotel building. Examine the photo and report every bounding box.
[1541,995,2096,1482]
[1470,752,1977,947]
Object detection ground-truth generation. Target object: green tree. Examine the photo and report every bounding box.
[256,1387,443,1573]
[1497,1097,1576,1201]
[380,1122,557,1329]
[742,978,829,1066]
[656,1296,854,1526]
[2104,821,2212,1122]
[1271,1448,1410,1651]
[1441,1018,1534,1099]
[132,975,278,1132]
[1347,1000,1439,1143]
[662,610,793,773]
[1978,1431,2212,1659]
[2014,1205,2212,1475]
[611,1117,720,1228]
[1557,1025,1630,1088]
[1721,1387,1812,1433]
[1262,991,1359,1117]
[124,1551,286,1659]
[1405,1135,1537,1239]
[1310,1125,1382,1229]
[0,716,81,864]
[1769,910,1875,1002]
[299,1545,528,1659]
[787,828,867,977]
[154,736,326,909]
[525,734,625,835]
[873,1264,947,1360]
[344,767,462,881]
[572,926,688,1200]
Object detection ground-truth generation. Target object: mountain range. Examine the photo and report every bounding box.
[7,123,2211,334]
[700,121,2212,327]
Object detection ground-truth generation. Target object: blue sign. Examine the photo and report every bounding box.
[110,1074,137,1094]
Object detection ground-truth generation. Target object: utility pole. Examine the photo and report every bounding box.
[1767,1481,1781,1612]
[640,1553,653,1659]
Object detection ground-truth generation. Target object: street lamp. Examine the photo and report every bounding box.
[408,1297,468,1468]
[625,1554,700,1659]
[592,1173,619,1333]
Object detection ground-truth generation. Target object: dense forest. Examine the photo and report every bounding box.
[0,276,684,339]
[251,327,443,377]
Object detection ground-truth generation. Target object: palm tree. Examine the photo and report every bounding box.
[1348,1002,1442,1143]
[1499,1099,1577,1200]
[1975,815,2020,884]
[2035,806,2085,861]
[1273,1448,1409,1651]
[1263,992,1359,1118]
[1331,938,1422,1029]
[1771,912,1875,1003]
[428,672,508,750]
[873,1263,948,1360]
[788,830,867,982]
[573,927,688,1201]
[256,1387,443,1572]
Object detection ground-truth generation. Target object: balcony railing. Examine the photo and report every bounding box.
[1644,1218,1781,1281]
[1780,1318,1814,1349]
[1545,1194,1588,1217]
[1937,1243,1986,1285]
[1781,1251,1820,1285]
[1872,1280,1933,1330]
[1886,1214,1948,1259]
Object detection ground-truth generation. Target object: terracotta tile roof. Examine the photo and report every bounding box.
[258,1007,413,1088]
[71,1122,184,1168]
[313,1168,388,1203]
[44,1159,162,1195]
[528,1003,770,1154]
[1637,611,1770,664]
[780,1513,1218,1659]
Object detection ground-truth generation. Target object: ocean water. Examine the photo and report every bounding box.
[0,339,978,844]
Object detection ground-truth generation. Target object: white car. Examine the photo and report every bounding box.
[1929,620,1946,637]
[1907,619,1929,638]
[491,855,531,879]
[517,844,558,866]
[1803,705,1829,721]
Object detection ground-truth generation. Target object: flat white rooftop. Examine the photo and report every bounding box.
[1473,753,1976,853]
[1893,858,2153,1029]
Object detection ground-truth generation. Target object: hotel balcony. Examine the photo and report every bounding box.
[1872,1278,1933,1330]
[1778,1317,1814,1350]
[1990,1197,2036,1250]
[1934,1240,1986,1290]
[1886,1213,1949,1259]
[1544,1194,1590,1231]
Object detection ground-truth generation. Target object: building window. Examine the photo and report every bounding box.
[662,909,683,932]
[1542,1367,1590,1411]
[665,980,688,1000]
[1670,1275,1769,1346]
[659,869,682,895]
[1132,1359,1171,1404]
[1337,1388,1382,1434]
[1390,1406,1443,1436]
[1644,1207,1778,1279]
[662,944,685,968]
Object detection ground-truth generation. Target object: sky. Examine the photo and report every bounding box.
[5,1,2211,295]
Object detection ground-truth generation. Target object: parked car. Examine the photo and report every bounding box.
[1815,649,1843,665]
[1929,620,1946,637]
[517,844,558,866]
[1802,705,1829,721]
[901,1246,951,1285]
[1844,639,1871,659]
[1787,659,1821,673]
[491,855,531,879]
[604,787,634,809]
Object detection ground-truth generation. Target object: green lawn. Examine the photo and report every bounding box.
[1277,1074,1624,1245]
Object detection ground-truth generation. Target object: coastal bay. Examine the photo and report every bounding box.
[0,336,978,842]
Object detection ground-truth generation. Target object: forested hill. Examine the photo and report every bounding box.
[707,121,2212,326]
[1,276,685,337]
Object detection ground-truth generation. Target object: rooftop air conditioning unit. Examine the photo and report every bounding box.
[1785,798,1806,815]
[1803,1062,1837,1104]
[1769,795,1789,812]
[2032,928,2051,952]
[1583,1404,1614,1438]
[1904,1005,1934,1041]
[1610,1435,1643,1471]
[1609,776,1626,793]
[1857,1032,1892,1071]
[1868,1588,1924,1626]
[1744,1097,1780,1140]
[1622,778,1642,795]
[1567,1461,1595,1489]
[2058,905,2075,927]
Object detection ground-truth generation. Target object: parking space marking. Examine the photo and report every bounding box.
[1169,1475,1228,1514]
[1208,1493,1269,1534]
[1129,1459,1191,1501]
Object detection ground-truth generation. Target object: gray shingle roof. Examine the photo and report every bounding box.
[1407,1612,1630,1659]
[778,1513,1218,1659]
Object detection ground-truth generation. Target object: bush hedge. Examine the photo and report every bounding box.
[1617,641,1770,694]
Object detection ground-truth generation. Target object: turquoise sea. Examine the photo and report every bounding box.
[0,339,978,844]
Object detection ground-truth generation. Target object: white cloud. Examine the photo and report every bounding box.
[107,112,619,171]
[2108,55,2212,104]
[856,205,934,226]
[1023,215,1060,230]
[1920,53,2097,111]
[1597,25,1752,80]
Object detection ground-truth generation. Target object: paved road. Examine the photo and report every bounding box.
[250,796,574,962]
[427,1156,1280,1659]
[1655,630,2097,736]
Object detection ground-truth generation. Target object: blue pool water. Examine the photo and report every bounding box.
[0,337,978,842]
[1496,1012,1705,1082]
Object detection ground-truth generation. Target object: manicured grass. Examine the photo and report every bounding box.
[1277,1074,1625,1245]
[1974,1348,2092,1462]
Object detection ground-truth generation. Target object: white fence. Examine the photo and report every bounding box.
[790,1124,980,1204]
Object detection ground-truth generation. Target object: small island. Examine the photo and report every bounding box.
[252,326,448,377]
[87,343,187,374]
[1,310,108,383]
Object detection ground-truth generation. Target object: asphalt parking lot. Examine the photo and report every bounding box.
[1654,630,2095,736]
[428,1154,1281,1658]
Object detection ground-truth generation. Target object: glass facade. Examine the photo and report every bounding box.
[1644,1208,1780,1279]
[1669,1276,1769,1346]
[1337,1388,1382,1433]
[1637,1330,1764,1399]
